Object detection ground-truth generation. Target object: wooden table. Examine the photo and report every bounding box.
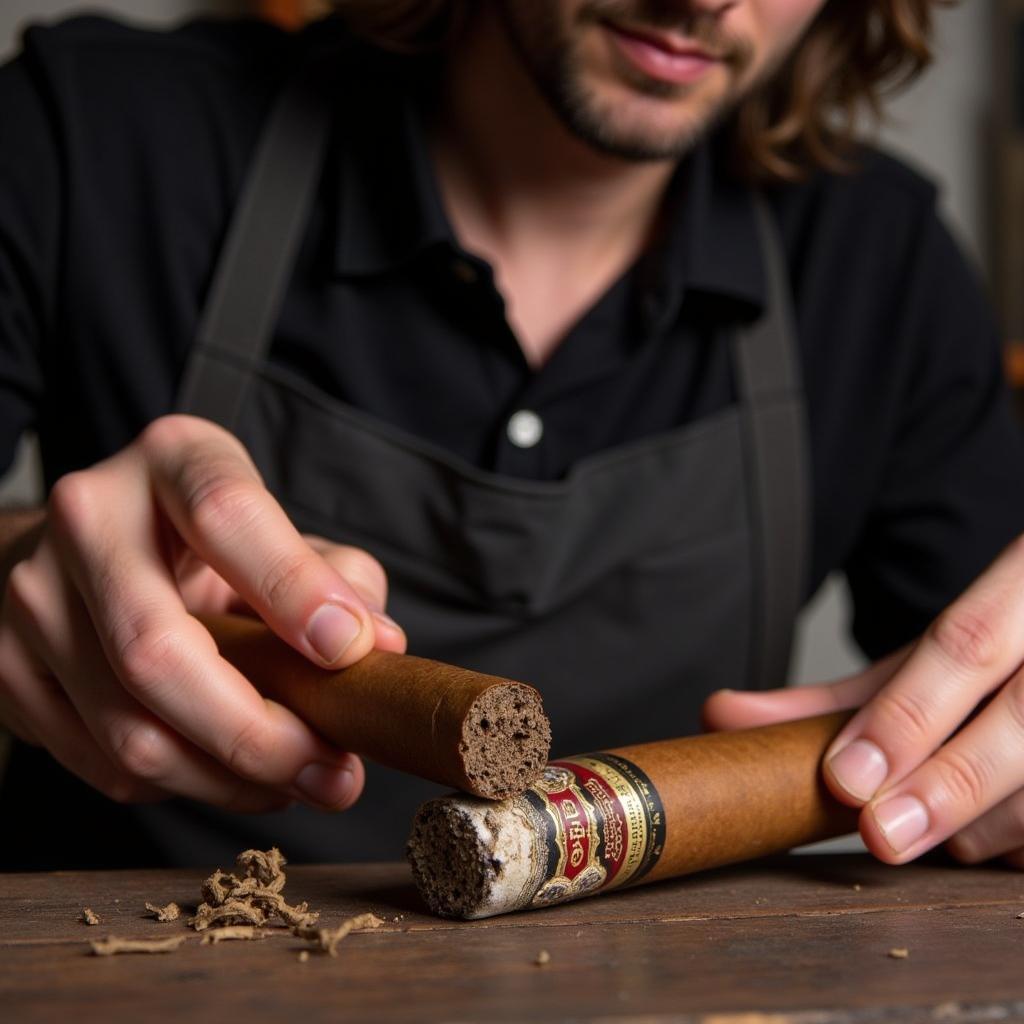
[3,852,1023,1023]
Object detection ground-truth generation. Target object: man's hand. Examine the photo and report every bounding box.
[702,537,1024,871]
[0,414,406,814]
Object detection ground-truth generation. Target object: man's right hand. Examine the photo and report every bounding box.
[0,414,406,814]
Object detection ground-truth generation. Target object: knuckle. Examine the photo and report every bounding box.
[138,414,191,455]
[871,689,934,746]
[101,775,151,805]
[259,550,316,610]
[930,607,1000,674]
[932,747,991,810]
[139,414,235,457]
[47,470,97,542]
[115,623,184,699]
[187,473,265,542]
[108,719,169,783]
[224,715,278,781]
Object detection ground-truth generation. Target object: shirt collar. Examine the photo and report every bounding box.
[330,71,768,322]
[641,133,767,336]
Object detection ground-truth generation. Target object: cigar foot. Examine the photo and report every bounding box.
[407,796,540,919]
[459,684,550,799]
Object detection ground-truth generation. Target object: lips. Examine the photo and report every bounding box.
[601,20,725,86]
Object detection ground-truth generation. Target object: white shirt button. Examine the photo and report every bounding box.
[507,409,544,449]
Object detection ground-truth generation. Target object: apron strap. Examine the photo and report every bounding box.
[177,71,331,428]
[731,196,811,690]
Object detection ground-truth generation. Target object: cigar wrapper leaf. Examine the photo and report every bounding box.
[202,614,551,799]
[406,711,861,918]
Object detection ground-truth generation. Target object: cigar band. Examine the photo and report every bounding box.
[518,753,665,909]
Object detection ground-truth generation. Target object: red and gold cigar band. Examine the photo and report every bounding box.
[518,753,666,909]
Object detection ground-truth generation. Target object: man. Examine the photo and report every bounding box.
[0,0,1023,873]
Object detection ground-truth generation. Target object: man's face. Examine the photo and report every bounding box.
[494,0,828,161]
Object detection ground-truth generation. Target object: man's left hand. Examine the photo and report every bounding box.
[701,537,1024,870]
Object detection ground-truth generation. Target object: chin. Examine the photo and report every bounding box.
[569,84,728,161]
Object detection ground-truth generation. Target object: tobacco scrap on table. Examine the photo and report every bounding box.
[90,935,190,957]
[200,926,275,944]
[84,847,383,961]
[145,901,181,922]
[1016,911,1024,920]
[887,947,910,959]
[190,846,319,932]
[292,913,386,957]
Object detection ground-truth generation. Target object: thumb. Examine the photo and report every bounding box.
[700,646,911,733]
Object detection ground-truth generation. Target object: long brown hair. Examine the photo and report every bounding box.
[329,0,952,181]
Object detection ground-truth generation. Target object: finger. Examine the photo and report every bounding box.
[945,788,1024,865]
[0,603,163,804]
[8,550,302,814]
[306,537,406,654]
[823,541,1024,809]
[0,688,38,745]
[700,645,910,732]
[46,467,361,803]
[1003,848,1024,871]
[0,629,39,745]
[139,417,377,668]
[858,668,1024,864]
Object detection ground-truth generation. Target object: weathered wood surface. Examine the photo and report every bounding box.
[2,852,1024,1023]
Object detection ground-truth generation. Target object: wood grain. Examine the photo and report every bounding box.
[3,854,1024,1023]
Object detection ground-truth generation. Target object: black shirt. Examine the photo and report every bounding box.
[0,13,1022,663]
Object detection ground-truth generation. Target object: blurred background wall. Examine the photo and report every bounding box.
[0,0,1007,693]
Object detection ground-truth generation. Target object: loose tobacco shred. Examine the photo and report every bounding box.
[200,926,274,944]
[145,901,181,923]
[292,913,386,958]
[90,935,189,956]
[190,846,318,932]
[87,848,379,962]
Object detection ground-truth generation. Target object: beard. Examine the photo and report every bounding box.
[494,0,757,162]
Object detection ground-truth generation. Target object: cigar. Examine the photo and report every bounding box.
[406,711,861,918]
[201,614,551,799]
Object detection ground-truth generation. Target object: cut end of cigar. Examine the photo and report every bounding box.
[406,795,539,920]
[458,683,550,799]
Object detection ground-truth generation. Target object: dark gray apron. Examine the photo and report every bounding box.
[138,72,810,864]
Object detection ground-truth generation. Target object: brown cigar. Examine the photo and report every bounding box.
[406,711,861,918]
[201,614,551,799]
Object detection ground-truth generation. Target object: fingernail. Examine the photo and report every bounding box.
[872,795,930,854]
[372,610,404,633]
[307,603,362,664]
[293,762,356,809]
[827,739,889,802]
